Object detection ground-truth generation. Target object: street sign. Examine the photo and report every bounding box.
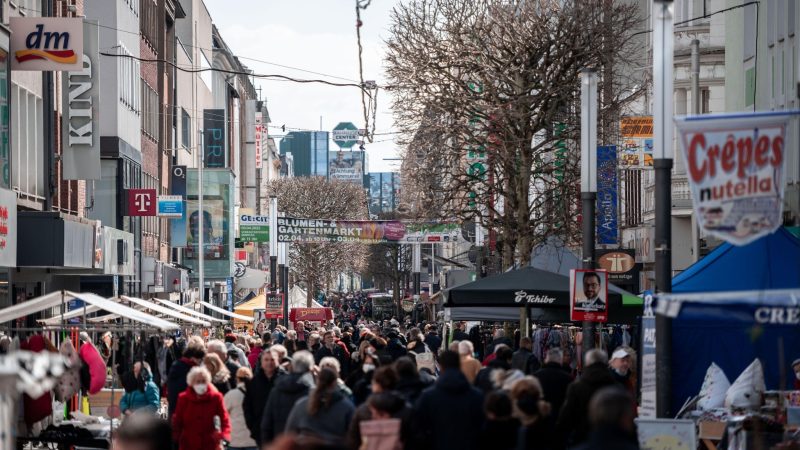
[157,195,183,218]
[332,122,359,149]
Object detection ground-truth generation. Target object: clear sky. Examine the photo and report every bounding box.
[204,0,401,173]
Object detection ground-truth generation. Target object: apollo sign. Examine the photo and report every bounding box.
[11,18,83,71]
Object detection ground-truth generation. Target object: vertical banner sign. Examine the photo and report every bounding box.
[675,112,789,246]
[10,17,84,71]
[170,165,187,246]
[640,314,657,418]
[254,112,263,169]
[62,20,100,180]
[596,146,619,245]
[569,269,609,323]
[203,109,226,168]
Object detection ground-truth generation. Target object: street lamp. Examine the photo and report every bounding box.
[653,0,674,419]
[580,68,598,357]
[269,197,278,290]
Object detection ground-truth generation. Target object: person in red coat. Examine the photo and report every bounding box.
[172,366,231,450]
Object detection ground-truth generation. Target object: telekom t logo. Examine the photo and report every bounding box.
[126,189,157,216]
[134,192,151,212]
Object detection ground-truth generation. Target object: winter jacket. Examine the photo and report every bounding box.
[385,338,408,361]
[556,362,619,447]
[166,357,196,418]
[171,384,231,450]
[347,391,411,450]
[315,344,348,374]
[120,372,160,414]
[226,342,250,370]
[247,346,262,370]
[478,418,520,450]
[424,332,442,354]
[413,369,485,450]
[395,374,432,405]
[516,419,556,450]
[224,384,258,449]
[260,372,315,443]
[474,358,511,393]
[570,426,641,450]
[244,367,285,445]
[512,348,540,374]
[534,362,573,420]
[285,390,355,443]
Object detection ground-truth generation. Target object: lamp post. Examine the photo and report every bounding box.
[269,197,278,290]
[198,128,205,304]
[580,68,598,357]
[653,0,674,419]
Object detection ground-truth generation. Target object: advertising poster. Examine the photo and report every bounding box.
[265,292,284,319]
[185,198,226,260]
[597,146,619,245]
[620,116,654,168]
[569,269,609,323]
[170,165,187,246]
[596,249,640,293]
[239,214,270,242]
[675,112,789,246]
[640,315,657,418]
[328,151,364,183]
[277,217,464,244]
[203,109,226,168]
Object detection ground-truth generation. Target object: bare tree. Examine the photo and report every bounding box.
[267,177,369,306]
[387,0,645,269]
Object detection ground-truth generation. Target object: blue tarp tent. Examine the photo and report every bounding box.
[672,227,800,292]
[665,228,800,410]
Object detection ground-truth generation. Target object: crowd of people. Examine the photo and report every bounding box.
[112,320,642,450]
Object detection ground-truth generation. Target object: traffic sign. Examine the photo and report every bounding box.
[157,195,183,218]
[332,122,359,149]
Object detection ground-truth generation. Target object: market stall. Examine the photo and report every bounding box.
[444,266,642,323]
[150,297,227,324]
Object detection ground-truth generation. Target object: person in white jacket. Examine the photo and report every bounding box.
[223,366,258,450]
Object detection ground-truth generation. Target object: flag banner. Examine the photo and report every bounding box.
[675,112,790,246]
[276,217,464,244]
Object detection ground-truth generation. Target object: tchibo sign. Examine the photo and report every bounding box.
[11,17,83,71]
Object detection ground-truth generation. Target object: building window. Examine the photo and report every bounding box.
[141,79,158,142]
[11,83,43,198]
[181,108,190,149]
[701,89,711,113]
[744,1,757,59]
[117,44,140,114]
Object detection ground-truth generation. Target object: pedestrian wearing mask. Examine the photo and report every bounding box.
[166,336,205,419]
[171,366,231,450]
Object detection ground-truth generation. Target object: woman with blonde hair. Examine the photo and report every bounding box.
[224,366,257,450]
[510,376,554,450]
[203,353,231,395]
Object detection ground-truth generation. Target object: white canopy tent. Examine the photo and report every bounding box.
[0,291,179,331]
[289,286,323,309]
[150,297,227,324]
[84,296,211,327]
[193,301,254,322]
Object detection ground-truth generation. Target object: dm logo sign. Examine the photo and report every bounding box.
[10,18,83,71]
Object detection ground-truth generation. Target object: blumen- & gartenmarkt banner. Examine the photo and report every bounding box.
[277,217,464,244]
[675,111,790,246]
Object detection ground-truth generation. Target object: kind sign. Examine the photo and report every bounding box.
[675,112,789,246]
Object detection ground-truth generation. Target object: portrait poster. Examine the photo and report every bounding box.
[185,198,226,260]
[570,269,609,323]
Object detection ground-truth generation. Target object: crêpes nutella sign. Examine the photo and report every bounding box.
[675,112,789,246]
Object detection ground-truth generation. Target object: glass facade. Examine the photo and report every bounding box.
[368,172,401,216]
[279,131,329,177]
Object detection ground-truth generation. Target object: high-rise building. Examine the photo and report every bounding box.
[279,131,329,177]
[367,172,401,216]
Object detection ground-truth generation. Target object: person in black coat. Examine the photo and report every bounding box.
[533,347,573,421]
[474,346,513,393]
[165,338,205,419]
[243,348,285,447]
[452,322,470,343]
[556,349,619,448]
[413,350,485,450]
[384,331,408,362]
[572,386,640,450]
[478,390,520,450]
[423,325,442,355]
[315,331,348,369]
[394,356,433,405]
[260,350,316,443]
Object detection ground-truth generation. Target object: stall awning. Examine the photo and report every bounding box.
[150,297,227,323]
[1,291,180,331]
[195,300,254,322]
[233,295,264,314]
[115,296,211,326]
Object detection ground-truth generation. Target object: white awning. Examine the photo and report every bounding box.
[193,300,254,322]
[85,296,211,326]
[0,291,179,331]
[150,297,227,323]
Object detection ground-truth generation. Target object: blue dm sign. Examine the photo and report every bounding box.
[596,145,619,245]
[157,195,183,218]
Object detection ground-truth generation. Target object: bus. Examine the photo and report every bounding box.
[368,292,395,320]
